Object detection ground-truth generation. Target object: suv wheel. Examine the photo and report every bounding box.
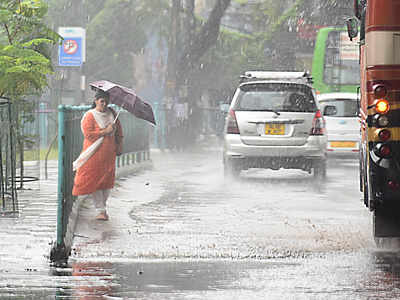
[224,159,241,178]
[313,159,327,179]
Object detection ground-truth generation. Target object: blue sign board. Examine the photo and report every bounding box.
[58,37,83,67]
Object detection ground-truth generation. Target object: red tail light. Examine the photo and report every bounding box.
[373,84,388,98]
[310,110,325,135]
[226,109,240,134]
[388,180,400,191]
[380,144,391,157]
[374,143,391,157]
[378,129,391,141]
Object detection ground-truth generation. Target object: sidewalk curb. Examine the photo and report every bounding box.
[61,159,154,264]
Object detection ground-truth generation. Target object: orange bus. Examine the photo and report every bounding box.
[348,0,400,240]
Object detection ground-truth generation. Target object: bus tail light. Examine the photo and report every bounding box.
[226,109,240,134]
[373,114,389,127]
[378,129,391,141]
[374,143,391,158]
[373,84,388,98]
[375,99,390,114]
[310,110,325,135]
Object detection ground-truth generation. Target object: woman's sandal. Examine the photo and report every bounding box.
[95,212,109,221]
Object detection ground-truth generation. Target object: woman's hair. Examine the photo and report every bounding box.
[94,89,110,100]
[92,89,110,108]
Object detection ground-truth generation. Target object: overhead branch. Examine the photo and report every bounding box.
[178,0,231,78]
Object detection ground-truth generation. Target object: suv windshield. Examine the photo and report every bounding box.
[235,83,317,112]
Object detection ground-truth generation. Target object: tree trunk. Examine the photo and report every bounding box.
[165,0,181,100]
[177,0,231,84]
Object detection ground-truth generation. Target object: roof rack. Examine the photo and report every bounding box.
[240,71,313,84]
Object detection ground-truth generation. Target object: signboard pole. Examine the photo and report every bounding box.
[58,27,86,104]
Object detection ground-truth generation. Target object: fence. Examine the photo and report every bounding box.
[0,98,17,215]
[50,104,151,264]
[0,99,46,216]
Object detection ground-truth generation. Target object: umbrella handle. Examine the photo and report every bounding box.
[113,109,121,123]
[113,103,125,123]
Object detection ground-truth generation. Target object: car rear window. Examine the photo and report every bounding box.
[235,83,316,112]
[320,99,358,117]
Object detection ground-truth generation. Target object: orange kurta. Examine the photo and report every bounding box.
[72,110,123,196]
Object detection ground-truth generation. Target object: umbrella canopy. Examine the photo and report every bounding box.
[90,80,156,125]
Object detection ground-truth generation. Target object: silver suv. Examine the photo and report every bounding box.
[223,71,327,178]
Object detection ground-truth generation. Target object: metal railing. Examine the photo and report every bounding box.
[0,98,17,215]
[50,104,151,264]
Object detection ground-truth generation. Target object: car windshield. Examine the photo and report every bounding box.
[235,83,316,112]
[321,99,358,117]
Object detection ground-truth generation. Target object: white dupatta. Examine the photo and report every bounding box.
[72,109,114,171]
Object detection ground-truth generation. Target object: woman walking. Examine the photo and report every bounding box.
[72,90,123,221]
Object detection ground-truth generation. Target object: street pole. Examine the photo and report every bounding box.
[163,0,181,149]
[165,0,180,101]
[81,0,87,103]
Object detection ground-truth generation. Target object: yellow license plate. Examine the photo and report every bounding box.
[330,141,357,148]
[265,124,285,135]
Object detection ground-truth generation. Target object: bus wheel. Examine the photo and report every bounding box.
[374,237,400,250]
[373,208,400,248]
[363,172,369,208]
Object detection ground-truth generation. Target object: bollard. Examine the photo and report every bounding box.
[39,102,48,149]
[153,102,159,148]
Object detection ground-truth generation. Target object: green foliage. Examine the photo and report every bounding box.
[197,28,263,98]
[249,0,304,41]
[85,0,149,86]
[191,0,304,98]
[233,0,248,4]
[23,147,58,161]
[48,0,168,88]
[0,0,60,99]
[89,0,169,86]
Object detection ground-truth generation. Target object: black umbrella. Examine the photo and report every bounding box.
[90,80,156,125]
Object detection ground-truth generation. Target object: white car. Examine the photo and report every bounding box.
[317,93,360,157]
[223,71,327,178]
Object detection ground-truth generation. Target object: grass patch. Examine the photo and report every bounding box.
[22,148,58,161]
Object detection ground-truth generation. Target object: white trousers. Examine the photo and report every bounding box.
[91,189,111,213]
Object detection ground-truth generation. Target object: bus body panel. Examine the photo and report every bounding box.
[358,0,400,237]
[366,0,400,28]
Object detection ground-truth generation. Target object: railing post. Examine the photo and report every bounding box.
[39,102,47,149]
[160,105,166,150]
[56,105,65,247]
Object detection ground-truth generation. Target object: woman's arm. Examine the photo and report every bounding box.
[115,118,123,139]
[82,112,115,142]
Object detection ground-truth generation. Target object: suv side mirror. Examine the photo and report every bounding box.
[346,18,359,41]
[323,105,337,116]
[220,103,230,113]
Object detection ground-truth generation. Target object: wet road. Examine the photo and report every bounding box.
[3,147,400,299]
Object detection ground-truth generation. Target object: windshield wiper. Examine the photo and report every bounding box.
[262,109,281,116]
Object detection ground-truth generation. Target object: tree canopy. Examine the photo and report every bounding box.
[0,0,59,99]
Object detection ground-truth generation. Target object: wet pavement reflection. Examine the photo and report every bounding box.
[4,152,400,299]
[5,251,400,299]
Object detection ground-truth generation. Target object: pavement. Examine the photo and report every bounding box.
[0,160,58,271]
[0,135,221,271]
[0,134,221,270]
[0,153,153,271]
